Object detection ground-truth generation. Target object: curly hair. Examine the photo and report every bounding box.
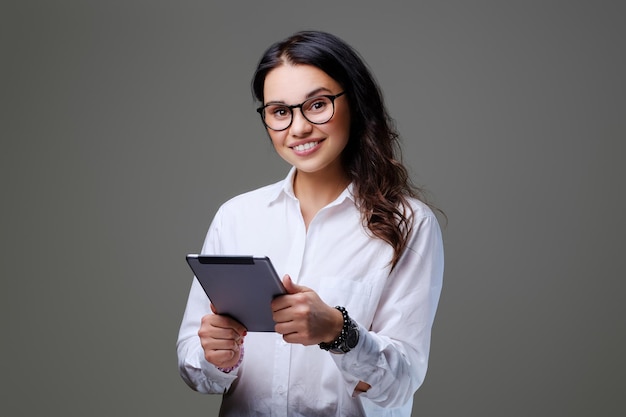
[252,31,437,269]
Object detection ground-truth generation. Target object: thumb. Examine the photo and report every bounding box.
[282,274,307,294]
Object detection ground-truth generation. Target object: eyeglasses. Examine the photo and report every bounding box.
[256,92,345,131]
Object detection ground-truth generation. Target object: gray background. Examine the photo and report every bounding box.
[2,1,625,416]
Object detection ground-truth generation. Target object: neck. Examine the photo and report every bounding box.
[293,168,349,204]
[293,167,350,228]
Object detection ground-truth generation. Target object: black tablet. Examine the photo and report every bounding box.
[185,255,287,332]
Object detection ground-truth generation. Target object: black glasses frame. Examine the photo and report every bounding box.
[256,92,345,131]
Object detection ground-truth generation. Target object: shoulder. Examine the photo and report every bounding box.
[402,198,444,262]
[404,197,444,247]
[405,196,438,222]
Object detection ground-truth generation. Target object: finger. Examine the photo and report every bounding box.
[210,303,218,314]
[203,312,248,337]
[200,325,244,342]
[205,347,239,368]
[274,320,297,338]
[200,338,242,353]
[272,276,313,313]
[198,326,245,352]
[209,337,243,351]
[282,275,299,294]
[282,274,310,294]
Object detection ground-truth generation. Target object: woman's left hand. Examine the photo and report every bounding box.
[271,275,343,346]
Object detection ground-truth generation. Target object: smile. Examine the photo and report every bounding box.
[292,141,320,152]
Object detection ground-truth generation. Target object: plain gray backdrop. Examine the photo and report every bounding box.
[2,1,625,416]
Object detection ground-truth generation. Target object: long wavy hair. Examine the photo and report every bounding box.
[252,31,437,269]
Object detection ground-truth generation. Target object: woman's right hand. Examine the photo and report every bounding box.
[198,304,247,369]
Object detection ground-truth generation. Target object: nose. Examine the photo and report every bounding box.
[289,108,313,136]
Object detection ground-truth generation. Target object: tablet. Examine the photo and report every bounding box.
[185,255,286,332]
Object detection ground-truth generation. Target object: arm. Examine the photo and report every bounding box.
[271,213,444,406]
[177,279,245,393]
[176,208,246,393]
[333,213,444,406]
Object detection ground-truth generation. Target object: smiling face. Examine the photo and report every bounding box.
[262,63,351,180]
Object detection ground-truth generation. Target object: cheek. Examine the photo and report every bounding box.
[333,117,351,144]
[334,108,351,139]
[268,131,287,151]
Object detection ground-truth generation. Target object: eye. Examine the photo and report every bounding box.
[305,97,329,114]
[266,105,290,120]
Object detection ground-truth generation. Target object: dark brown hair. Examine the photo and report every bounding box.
[252,31,439,268]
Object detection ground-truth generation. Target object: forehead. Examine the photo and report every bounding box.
[263,64,342,103]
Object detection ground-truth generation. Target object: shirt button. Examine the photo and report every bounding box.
[277,385,286,394]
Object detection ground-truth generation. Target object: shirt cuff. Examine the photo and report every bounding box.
[192,346,239,392]
[329,323,387,396]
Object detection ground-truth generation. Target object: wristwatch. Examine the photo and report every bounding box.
[331,316,359,354]
[319,306,360,354]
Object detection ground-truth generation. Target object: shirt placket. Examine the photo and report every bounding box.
[271,335,291,417]
[271,199,307,416]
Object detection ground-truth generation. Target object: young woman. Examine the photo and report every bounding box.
[177,31,444,417]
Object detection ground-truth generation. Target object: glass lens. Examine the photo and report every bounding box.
[263,104,292,131]
[302,96,333,123]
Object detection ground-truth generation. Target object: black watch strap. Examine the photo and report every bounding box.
[319,306,359,354]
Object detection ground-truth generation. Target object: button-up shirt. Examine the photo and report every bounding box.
[177,168,444,417]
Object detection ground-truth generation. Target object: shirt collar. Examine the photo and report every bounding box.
[268,166,355,206]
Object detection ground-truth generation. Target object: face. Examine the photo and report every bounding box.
[262,63,350,179]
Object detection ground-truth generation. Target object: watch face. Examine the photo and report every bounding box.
[346,326,359,348]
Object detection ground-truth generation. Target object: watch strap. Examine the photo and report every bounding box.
[319,306,358,353]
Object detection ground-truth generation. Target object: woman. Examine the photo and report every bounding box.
[177,30,444,417]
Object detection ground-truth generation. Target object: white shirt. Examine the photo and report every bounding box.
[177,168,444,417]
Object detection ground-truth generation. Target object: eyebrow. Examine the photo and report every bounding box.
[265,87,334,105]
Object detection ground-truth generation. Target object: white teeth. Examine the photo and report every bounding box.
[293,141,319,152]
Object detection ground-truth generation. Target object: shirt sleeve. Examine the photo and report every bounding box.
[331,211,444,407]
[176,208,240,394]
